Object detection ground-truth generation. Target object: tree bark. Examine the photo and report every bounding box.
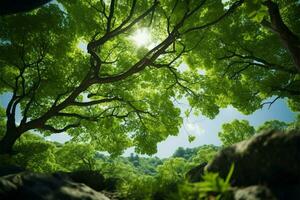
[0,128,20,155]
[263,0,300,73]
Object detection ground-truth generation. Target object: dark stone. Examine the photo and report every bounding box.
[185,162,207,182]
[103,177,118,192]
[187,130,300,199]
[270,184,300,200]
[205,131,300,187]
[64,170,106,191]
[56,170,118,192]
[0,171,110,200]
[0,165,25,177]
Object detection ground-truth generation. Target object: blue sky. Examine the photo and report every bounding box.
[1,93,296,158]
[154,98,296,157]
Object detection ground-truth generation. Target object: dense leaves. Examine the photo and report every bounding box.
[0,0,300,199]
[185,0,300,117]
[218,120,255,146]
[256,120,288,132]
[1,0,299,156]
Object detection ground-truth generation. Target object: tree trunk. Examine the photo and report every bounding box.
[263,0,300,73]
[0,128,20,155]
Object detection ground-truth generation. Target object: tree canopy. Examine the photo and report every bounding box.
[0,0,299,156]
[185,0,300,117]
[218,119,255,146]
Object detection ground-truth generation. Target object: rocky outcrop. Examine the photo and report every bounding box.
[188,130,300,200]
[206,130,300,186]
[0,165,25,177]
[59,170,107,191]
[0,171,110,200]
[186,162,207,183]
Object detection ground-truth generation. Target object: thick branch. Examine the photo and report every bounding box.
[56,112,99,121]
[106,0,115,33]
[262,0,300,73]
[41,123,80,133]
[88,1,159,49]
[71,97,121,107]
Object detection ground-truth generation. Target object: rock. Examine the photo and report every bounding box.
[205,131,300,186]
[0,165,25,177]
[58,170,118,192]
[0,171,110,200]
[233,185,277,200]
[270,184,300,200]
[61,170,106,191]
[185,162,207,182]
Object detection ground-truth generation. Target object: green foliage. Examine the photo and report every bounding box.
[243,0,268,22]
[287,114,300,131]
[0,0,299,159]
[128,153,163,175]
[191,145,220,165]
[55,142,97,171]
[188,135,196,143]
[219,120,255,146]
[13,133,59,172]
[179,164,235,200]
[173,145,219,165]
[173,147,199,160]
[185,0,300,119]
[255,118,300,133]
[0,0,299,198]
[0,107,5,139]
[95,157,157,200]
[256,120,289,133]
[156,158,189,185]
[153,157,190,199]
[288,99,300,112]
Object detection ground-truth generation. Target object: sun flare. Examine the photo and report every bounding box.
[131,28,152,47]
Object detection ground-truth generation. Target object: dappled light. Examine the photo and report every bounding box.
[77,40,88,53]
[130,28,152,47]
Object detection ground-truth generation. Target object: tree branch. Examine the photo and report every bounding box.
[41,123,80,133]
[71,97,121,107]
[55,112,99,121]
[220,50,298,74]
[183,0,244,34]
[260,96,281,109]
[106,0,115,33]
[262,0,300,73]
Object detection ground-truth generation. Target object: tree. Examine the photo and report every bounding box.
[13,132,59,172]
[154,157,189,199]
[0,107,5,138]
[172,146,199,160]
[0,0,244,155]
[256,120,288,132]
[185,0,300,117]
[287,114,300,131]
[55,142,97,171]
[128,153,140,167]
[191,145,219,164]
[218,119,255,146]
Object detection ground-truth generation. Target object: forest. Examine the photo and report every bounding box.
[0,0,300,199]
